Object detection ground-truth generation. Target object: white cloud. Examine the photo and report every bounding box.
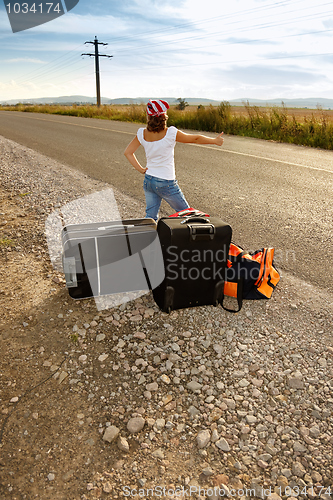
[21,13,128,35]
[2,0,333,101]
[4,58,45,63]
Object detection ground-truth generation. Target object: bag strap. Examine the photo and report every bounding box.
[220,277,244,313]
[234,251,249,261]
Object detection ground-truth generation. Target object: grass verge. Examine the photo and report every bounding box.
[1,101,333,149]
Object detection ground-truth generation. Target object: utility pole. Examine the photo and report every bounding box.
[82,36,113,107]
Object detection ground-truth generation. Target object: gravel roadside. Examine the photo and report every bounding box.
[0,135,332,500]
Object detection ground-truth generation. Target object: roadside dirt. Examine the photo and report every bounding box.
[0,186,197,500]
[1,182,332,500]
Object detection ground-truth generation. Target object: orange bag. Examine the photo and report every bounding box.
[222,243,280,312]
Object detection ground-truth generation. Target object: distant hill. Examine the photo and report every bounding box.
[1,95,333,109]
[230,97,333,109]
[0,96,221,106]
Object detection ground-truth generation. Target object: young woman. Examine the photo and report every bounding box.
[124,99,224,221]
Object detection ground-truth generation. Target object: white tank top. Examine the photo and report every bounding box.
[137,126,177,180]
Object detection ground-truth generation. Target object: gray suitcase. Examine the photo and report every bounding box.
[61,218,164,300]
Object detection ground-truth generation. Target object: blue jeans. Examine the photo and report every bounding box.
[143,174,189,221]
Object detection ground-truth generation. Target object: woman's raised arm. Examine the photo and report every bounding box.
[176,130,224,146]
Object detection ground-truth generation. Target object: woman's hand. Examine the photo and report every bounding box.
[214,132,224,146]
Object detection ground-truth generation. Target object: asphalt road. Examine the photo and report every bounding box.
[0,110,332,293]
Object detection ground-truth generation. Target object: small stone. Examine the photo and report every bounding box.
[161,394,173,406]
[146,382,158,392]
[265,444,278,455]
[215,438,230,452]
[160,374,171,384]
[188,406,201,418]
[10,397,19,403]
[257,459,269,469]
[154,419,166,432]
[202,467,214,476]
[242,456,252,465]
[96,334,105,342]
[311,471,322,482]
[293,441,307,453]
[258,453,272,463]
[117,436,130,453]
[196,429,211,449]
[277,476,289,488]
[127,417,145,434]
[130,315,142,322]
[133,332,146,339]
[78,355,87,362]
[209,408,224,422]
[292,462,306,477]
[309,426,320,438]
[246,415,257,424]
[318,358,327,368]
[288,377,304,389]
[152,448,164,459]
[212,474,229,487]
[267,494,282,500]
[58,371,68,384]
[47,473,55,481]
[250,482,265,499]
[187,381,202,392]
[98,353,108,362]
[223,398,236,409]
[103,426,120,443]
[103,482,112,493]
[211,429,219,443]
[177,423,186,433]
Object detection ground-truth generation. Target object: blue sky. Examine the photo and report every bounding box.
[1,0,333,102]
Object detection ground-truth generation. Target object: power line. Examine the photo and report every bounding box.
[3,43,86,86]
[100,28,332,68]
[103,50,333,76]
[81,36,113,107]
[110,7,333,57]
[13,55,85,86]
[102,0,301,46]
[102,0,330,51]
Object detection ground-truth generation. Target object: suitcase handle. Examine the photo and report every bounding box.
[98,224,135,230]
[180,216,209,224]
[185,222,216,240]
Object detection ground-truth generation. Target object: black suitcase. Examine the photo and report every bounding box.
[152,216,232,312]
[61,218,164,300]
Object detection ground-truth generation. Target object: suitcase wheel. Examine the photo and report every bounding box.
[213,280,225,306]
[163,286,174,313]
